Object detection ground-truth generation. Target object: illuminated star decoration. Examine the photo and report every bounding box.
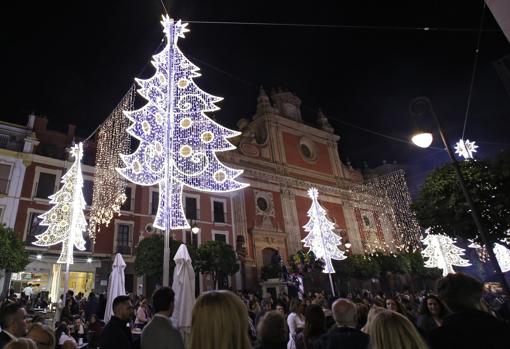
[454,139,478,160]
[118,15,248,230]
[302,187,347,273]
[33,143,87,264]
[421,228,471,276]
[493,243,510,273]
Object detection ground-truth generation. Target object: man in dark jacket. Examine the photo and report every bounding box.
[99,295,134,349]
[0,303,28,349]
[429,273,510,349]
[84,292,99,321]
[317,298,369,349]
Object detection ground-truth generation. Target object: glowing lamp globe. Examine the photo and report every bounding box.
[191,224,200,234]
[412,132,433,148]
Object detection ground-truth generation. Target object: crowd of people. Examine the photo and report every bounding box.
[1,272,510,348]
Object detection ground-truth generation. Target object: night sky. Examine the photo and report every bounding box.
[2,0,509,190]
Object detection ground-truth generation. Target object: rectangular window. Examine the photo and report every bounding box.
[214,233,227,243]
[26,212,45,244]
[185,197,198,220]
[117,224,131,254]
[83,180,94,206]
[185,231,199,248]
[151,191,159,215]
[0,164,11,195]
[35,173,56,199]
[121,187,132,211]
[213,201,225,223]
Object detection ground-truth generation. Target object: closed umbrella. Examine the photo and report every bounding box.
[171,244,195,343]
[104,253,126,322]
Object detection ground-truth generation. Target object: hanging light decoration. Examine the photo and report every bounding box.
[88,86,135,242]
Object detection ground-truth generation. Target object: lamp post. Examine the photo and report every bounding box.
[409,96,510,294]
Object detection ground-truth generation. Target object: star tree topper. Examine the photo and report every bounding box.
[118,16,247,230]
[455,139,478,160]
[32,143,87,264]
[302,187,347,273]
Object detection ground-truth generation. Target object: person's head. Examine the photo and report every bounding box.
[362,305,385,333]
[332,298,358,327]
[303,304,326,339]
[56,323,69,340]
[385,298,404,313]
[190,290,251,349]
[436,273,483,312]
[289,298,304,314]
[275,303,285,315]
[62,340,77,349]
[3,338,37,349]
[88,292,95,300]
[261,299,272,312]
[112,295,134,321]
[152,287,175,316]
[420,295,448,318]
[0,303,28,337]
[73,317,83,328]
[89,314,97,324]
[368,310,428,349]
[256,311,287,344]
[27,323,55,349]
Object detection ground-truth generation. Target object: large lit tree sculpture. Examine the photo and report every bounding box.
[421,228,471,276]
[33,143,87,264]
[302,187,346,295]
[117,16,247,285]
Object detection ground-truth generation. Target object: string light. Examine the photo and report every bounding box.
[302,187,346,273]
[346,169,421,255]
[468,239,490,263]
[421,228,471,276]
[117,15,247,230]
[88,87,135,241]
[33,143,87,264]
[455,139,478,160]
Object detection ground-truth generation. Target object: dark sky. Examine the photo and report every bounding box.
[2,0,509,187]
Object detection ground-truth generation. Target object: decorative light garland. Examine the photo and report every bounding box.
[421,228,471,276]
[494,243,510,273]
[455,139,478,160]
[88,86,135,241]
[117,15,247,230]
[468,239,490,263]
[302,187,346,273]
[33,143,87,264]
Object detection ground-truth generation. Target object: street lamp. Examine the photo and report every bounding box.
[191,222,200,234]
[409,96,510,294]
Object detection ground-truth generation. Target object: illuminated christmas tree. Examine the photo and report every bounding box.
[302,187,346,274]
[494,243,510,273]
[118,16,247,230]
[421,228,470,276]
[33,143,87,264]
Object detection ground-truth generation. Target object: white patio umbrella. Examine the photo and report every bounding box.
[104,253,126,322]
[171,244,195,343]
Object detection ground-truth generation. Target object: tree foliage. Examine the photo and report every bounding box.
[412,157,510,244]
[333,255,380,279]
[134,234,195,282]
[195,240,239,289]
[0,226,29,273]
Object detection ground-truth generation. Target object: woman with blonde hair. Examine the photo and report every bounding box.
[4,338,37,349]
[367,310,428,349]
[190,290,252,349]
[361,305,385,333]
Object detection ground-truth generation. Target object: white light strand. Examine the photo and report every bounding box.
[302,187,347,273]
[117,15,247,230]
[88,87,135,241]
[455,139,478,160]
[32,143,87,264]
[421,228,471,276]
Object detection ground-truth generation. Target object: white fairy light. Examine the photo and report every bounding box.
[117,15,248,230]
[421,228,471,276]
[302,187,347,274]
[455,139,478,160]
[33,143,87,264]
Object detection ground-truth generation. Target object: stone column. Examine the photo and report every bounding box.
[342,203,364,254]
[280,187,302,254]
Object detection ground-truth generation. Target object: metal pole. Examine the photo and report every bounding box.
[163,228,170,287]
[63,261,70,306]
[328,273,336,297]
[411,97,510,294]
